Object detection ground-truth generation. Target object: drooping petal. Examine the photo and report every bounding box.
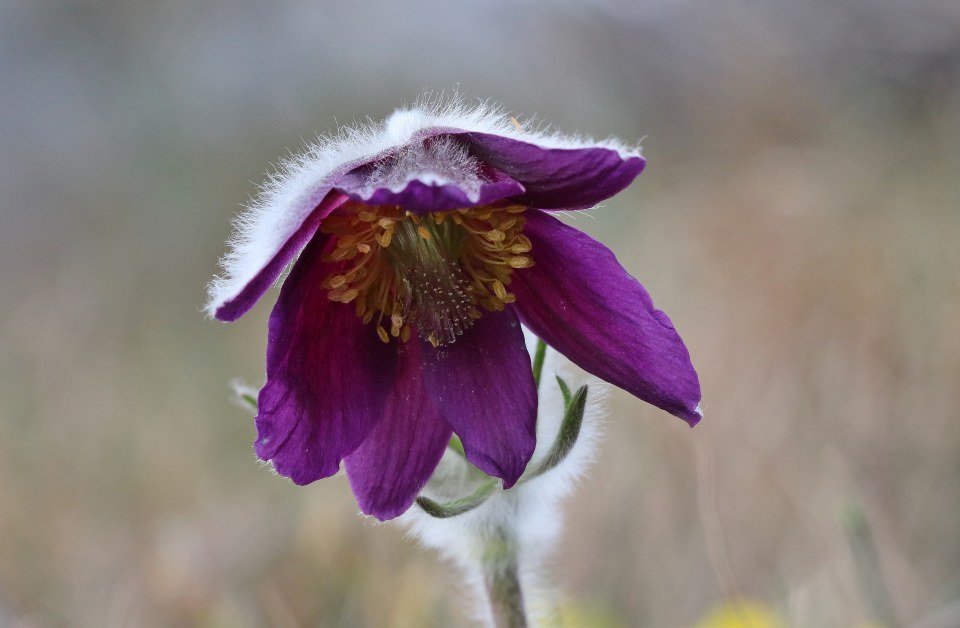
[463,132,645,210]
[209,99,649,320]
[255,233,397,484]
[420,309,537,487]
[511,210,702,426]
[344,340,452,520]
[214,190,349,321]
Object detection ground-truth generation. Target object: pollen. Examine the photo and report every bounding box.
[319,202,534,346]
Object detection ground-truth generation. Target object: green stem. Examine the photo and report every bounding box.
[844,504,899,628]
[478,337,542,627]
[482,528,528,628]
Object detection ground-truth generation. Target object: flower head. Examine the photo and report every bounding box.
[208,98,701,520]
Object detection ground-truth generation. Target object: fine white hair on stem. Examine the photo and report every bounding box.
[205,93,643,318]
[397,328,608,626]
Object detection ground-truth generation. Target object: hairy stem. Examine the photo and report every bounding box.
[482,528,528,628]
[844,504,899,628]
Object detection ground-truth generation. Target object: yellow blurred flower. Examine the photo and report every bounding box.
[693,600,785,628]
[556,600,628,628]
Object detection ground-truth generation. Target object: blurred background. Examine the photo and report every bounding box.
[2,0,958,626]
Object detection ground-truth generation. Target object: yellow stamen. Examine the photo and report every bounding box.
[508,256,534,269]
[509,237,532,254]
[330,246,356,261]
[325,275,347,289]
[492,279,508,301]
[319,201,535,345]
[375,230,393,248]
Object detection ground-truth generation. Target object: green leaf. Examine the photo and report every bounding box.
[555,375,572,408]
[241,393,258,411]
[447,434,466,458]
[416,480,498,518]
[531,339,548,390]
[528,384,588,479]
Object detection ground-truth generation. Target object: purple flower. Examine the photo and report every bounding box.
[207,101,701,520]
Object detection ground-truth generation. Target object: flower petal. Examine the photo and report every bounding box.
[214,190,349,321]
[511,210,702,426]
[344,340,452,520]
[333,133,526,213]
[336,164,524,213]
[255,233,397,484]
[420,309,537,487]
[463,132,646,210]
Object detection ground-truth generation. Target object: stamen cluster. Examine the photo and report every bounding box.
[320,203,534,347]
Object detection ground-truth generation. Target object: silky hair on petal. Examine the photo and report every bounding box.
[205,94,643,318]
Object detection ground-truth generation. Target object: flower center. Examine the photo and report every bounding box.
[320,203,533,347]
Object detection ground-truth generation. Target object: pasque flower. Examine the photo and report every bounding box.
[207,100,701,520]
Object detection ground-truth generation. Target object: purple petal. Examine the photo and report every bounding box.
[463,132,645,210]
[420,310,537,487]
[335,162,524,213]
[215,190,349,322]
[345,340,452,520]
[255,233,398,484]
[511,210,702,426]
